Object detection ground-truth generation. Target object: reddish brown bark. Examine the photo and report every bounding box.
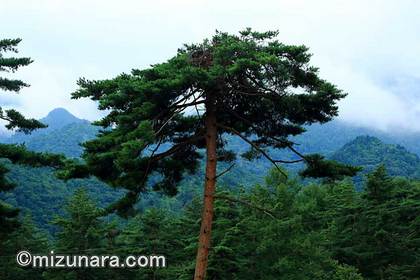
[194,99,217,280]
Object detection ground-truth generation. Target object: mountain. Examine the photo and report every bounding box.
[292,121,420,157]
[0,108,116,231]
[1,108,420,230]
[332,136,420,178]
[14,122,99,157]
[3,108,420,159]
[41,107,87,130]
[2,108,99,157]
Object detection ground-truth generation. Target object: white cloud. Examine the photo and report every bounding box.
[1,0,419,132]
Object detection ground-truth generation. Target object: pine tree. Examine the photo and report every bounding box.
[44,188,108,280]
[328,167,420,279]
[0,215,49,280]
[0,38,46,131]
[0,38,67,236]
[364,164,392,202]
[114,208,184,279]
[61,29,359,279]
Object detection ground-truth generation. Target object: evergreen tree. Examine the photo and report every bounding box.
[0,38,45,132]
[0,215,49,280]
[0,38,65,236]
[61,29,359,279]
[176,170,364,279]
[364,164,392,202]
[227,171,361,280]
[0,145,64,239]
[114,208,184,279]
[44,188,108,280]
[328,167,420,279]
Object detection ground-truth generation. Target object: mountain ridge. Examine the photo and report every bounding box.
[1,108,419,229]
[1,108,98,157]
[332,135,420,178]
[40,107,89,130]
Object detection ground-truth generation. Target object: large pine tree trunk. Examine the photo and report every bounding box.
[194,100,217,280]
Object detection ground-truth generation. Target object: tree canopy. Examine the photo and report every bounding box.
[64,29,358,210]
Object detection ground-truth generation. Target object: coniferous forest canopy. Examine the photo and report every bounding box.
[0,25,419,280]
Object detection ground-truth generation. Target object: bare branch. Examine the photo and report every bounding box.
[154,110,180,136]
[215,163,235,179]
[223,108,306,163]
[152,88,200,121]
[173,100,205,109]
[214,194,277,219]
[287,144,308,161]
[151,134,204,161]
[245,72,278,95]
[171,88,200,107]
[274,158,304,163]
[140,136,164,188]
[233,89,282,100]
[216,123,288,178]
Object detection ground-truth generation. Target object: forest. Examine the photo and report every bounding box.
[0,28,419,280]
[1,167,419,279]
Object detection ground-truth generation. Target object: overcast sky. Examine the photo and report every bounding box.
[1,0,420,133]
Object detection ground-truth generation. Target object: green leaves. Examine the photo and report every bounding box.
[0,141,65,234]
[0,77,28,92]
[0,38,24,53]
[0,108,46,133]
[300,154,362,181]
[0,38,32,92]
[328,166,420,279]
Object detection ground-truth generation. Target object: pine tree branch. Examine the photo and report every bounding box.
[173,100,205,109]
[140,136,164,188]
[286,143,308,161]
[153,89,203,121]
[214,194,277,219]
[154,91,204,136]
[222,107,306,163]
[216,123,287,178]
[0,143,65,168]
[151,134,204,161]
[154,108,182,136]
[215,163,235,179]
[244,72,278,95]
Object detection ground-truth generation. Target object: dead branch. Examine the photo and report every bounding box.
[215,163,235,179]
[216,123,288,178]
[214,194,277,219]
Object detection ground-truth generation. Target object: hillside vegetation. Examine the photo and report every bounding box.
[1,109,419,229]
[332,136,420,178]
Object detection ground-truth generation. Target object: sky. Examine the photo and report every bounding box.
[1,0,420,133]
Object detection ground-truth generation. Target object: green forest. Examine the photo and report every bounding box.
[0,27,419,280]
[2,167,420,280]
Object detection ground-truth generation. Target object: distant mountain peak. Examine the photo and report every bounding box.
[46,107,72,116]
[332,135,420,178]
[348,135,382,145]
[41,107,87,129]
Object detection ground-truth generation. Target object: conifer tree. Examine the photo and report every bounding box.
[62,29,359,279]
[44,188,108,280]
[115,208,182,279]
[0,38,45,131]
[0,215,49,280]
[0,38,64,236]
[364,164,392,202]
[328,167,420,279]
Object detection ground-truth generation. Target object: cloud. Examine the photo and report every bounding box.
[1,0,419,132]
